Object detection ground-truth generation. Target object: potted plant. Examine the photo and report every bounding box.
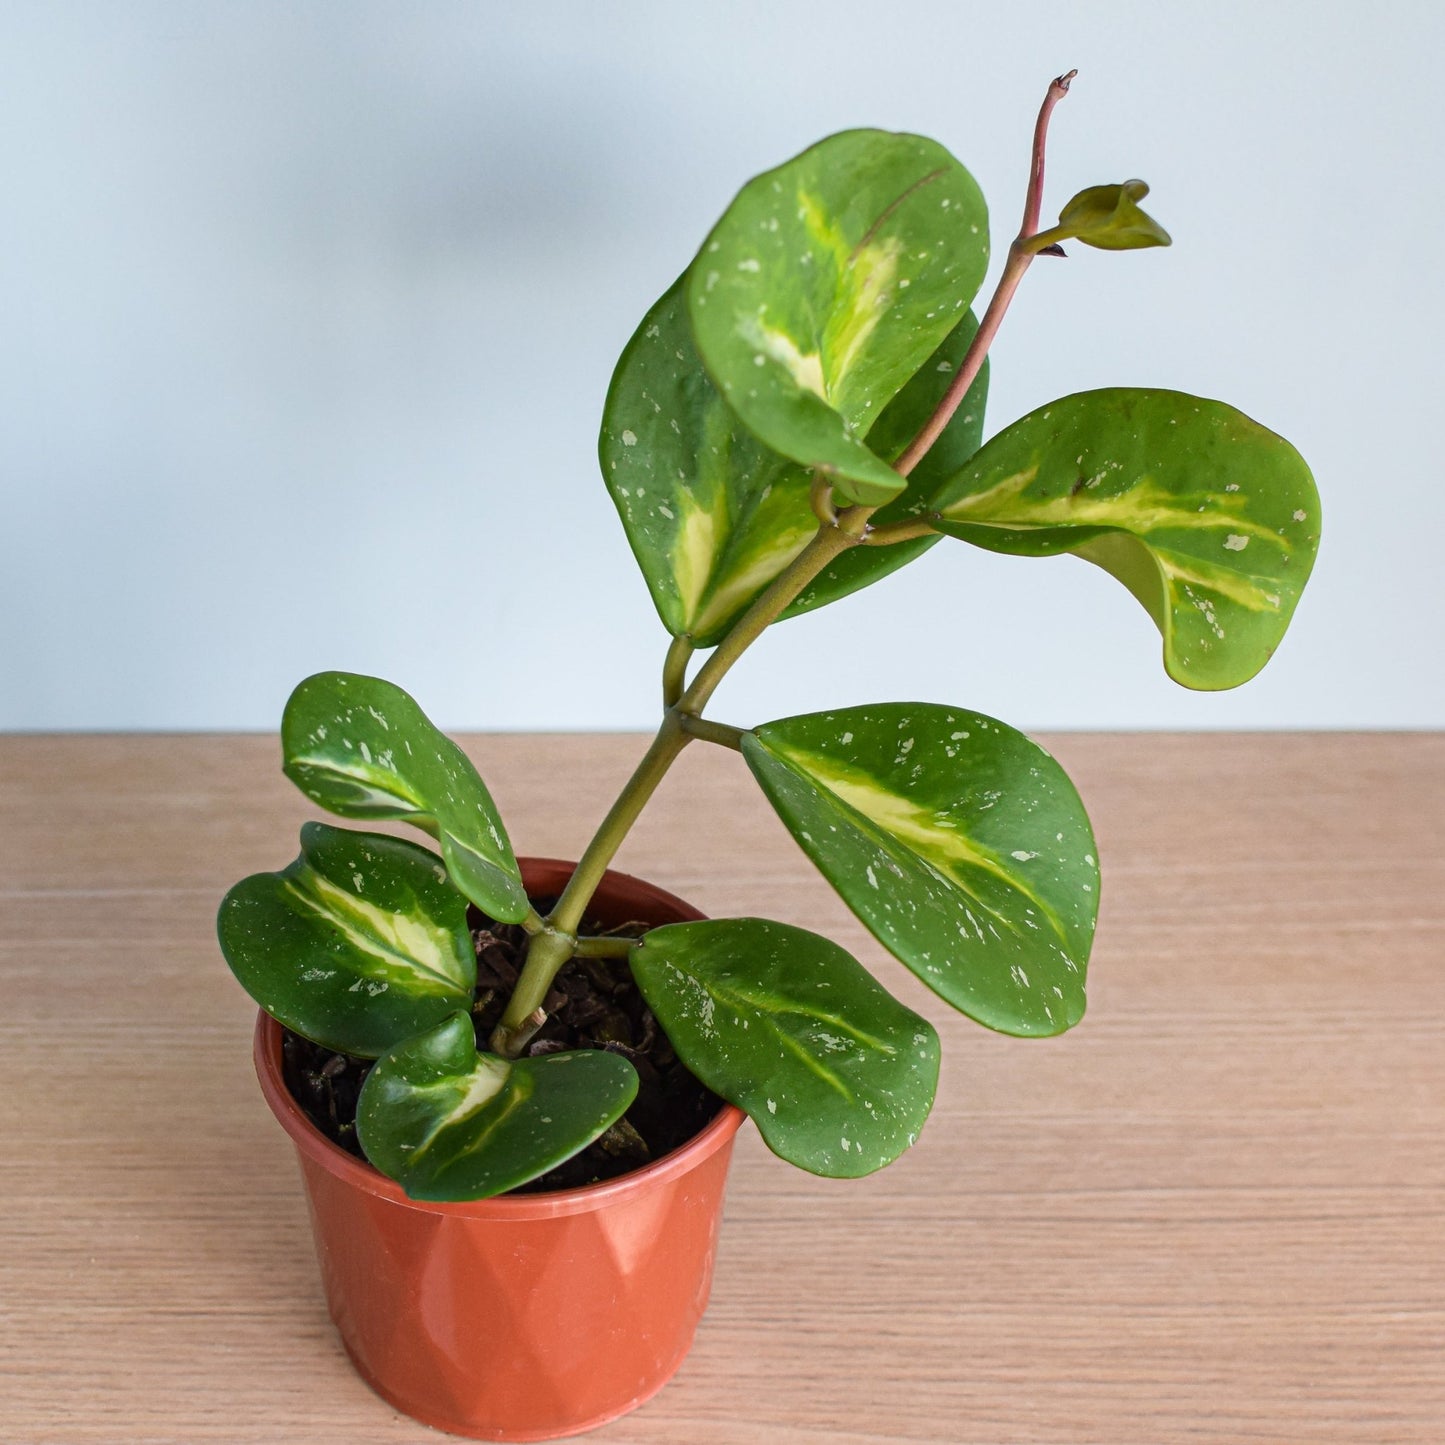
[220,72,1319,1441]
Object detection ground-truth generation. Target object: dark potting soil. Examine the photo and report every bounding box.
[281,901,723,1194]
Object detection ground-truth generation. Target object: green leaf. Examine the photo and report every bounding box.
[687,129,989,506]
[356,1012,639,1200]
[742,705,1097,1037]
[1052,179,1171,251]
[928,389,1320,689]
[602,279,989,645]
[282,672,528,922]
[631,917,939,1177]
[218,822,476,1058]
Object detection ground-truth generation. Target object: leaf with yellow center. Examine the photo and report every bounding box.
[929,389,1320,689]
[601,278,988,646]
[282,672,527,922]
[632,918,939,1177]
[686,129,989,505]
[357,1013,639,1201]
[217,823,476,1058]
[742,704,1098,1037]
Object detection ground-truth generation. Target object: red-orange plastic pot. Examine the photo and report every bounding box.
[254,858,746,1442]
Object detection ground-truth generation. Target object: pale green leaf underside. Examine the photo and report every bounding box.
[929,389,1320,690]
[632,917,939,1177]
[602,277,988,645]
[1056,180,1170,251]
[688,128,989,506]
[743,705,1098,1037]
[356,1012,639,1201]
[282,672,528,921]
[217,822,475,1058]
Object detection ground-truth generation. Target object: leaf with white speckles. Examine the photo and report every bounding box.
[282,672,527,921]
[632,918,938,1177]
[217,822,475,1057]
[601,278,988,645]
[743,705,1097,1037]
[686,129,989,506]
[357,1013,638,1200]
[928,389,1319,690]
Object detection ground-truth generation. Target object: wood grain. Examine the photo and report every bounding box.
[0,733,1441,1443]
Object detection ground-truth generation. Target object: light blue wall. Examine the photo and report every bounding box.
[3,2,1441,730]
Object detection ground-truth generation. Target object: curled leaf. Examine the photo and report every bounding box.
[282,672,528,923]
[928,388,1319,689]
[1051,179,1170,251]
[357,1013,640,1201]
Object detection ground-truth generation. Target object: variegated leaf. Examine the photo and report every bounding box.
[742,705,1097,1037]
[282,672,528,922]
[217,823,475,1058]
[356,1012,639,1200]
[928,389,1319,689]
[687,129,989,506]
[631,918,939,1177]
[601,276,988,645]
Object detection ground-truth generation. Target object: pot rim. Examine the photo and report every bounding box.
[253,857,746,1221]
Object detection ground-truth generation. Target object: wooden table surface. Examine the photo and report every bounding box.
[1,732,1442,1443]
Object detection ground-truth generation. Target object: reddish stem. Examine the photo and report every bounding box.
[1021,70,1076,236]
[892,70,1075,480]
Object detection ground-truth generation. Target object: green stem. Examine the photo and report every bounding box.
[493,515,869,1056]
[493,712,689,1049]
[864,513,940,546]
[681,715,747,751]
[809,474,837,527]
[679,515,865,715]
[574,934,641,959]
[662,633,694,708]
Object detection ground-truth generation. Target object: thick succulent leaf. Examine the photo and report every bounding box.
[218,823,475,1058]
[631,917,939,1177]
[1055,180,1170,251]
[357,1012,639,1201]
[928,389,1320,689]
[742,706,1097,1037]
[282,672,528,921]
[687,129,989,506]
[602,279,989,644]
[601,276,811,644]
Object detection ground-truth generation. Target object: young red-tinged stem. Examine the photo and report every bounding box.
[888,69,1075,483]
[493,73,1078,1055]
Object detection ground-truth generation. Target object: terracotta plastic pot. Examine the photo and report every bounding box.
[254,858,746,1442]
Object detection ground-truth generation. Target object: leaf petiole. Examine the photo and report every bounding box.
[573,934,641,959]
[680,716,748,751]
[662,634,694,708]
